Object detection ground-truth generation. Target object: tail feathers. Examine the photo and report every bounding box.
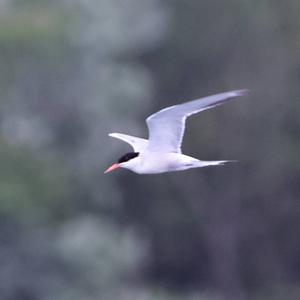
[199,160,238,167]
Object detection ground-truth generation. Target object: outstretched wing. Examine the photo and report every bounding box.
[146,90,248,153]
[108,133,148,152]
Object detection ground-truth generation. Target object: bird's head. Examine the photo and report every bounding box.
[104,152,140,173]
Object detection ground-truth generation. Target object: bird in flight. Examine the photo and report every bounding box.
[105,90,247,174]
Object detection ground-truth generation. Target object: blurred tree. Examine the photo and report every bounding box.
[0,140,69,222]
[118,0,300,299]
[1,0,300,299]
[0,0,169,299]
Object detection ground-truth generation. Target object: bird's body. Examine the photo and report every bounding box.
[117,152,228,174]
[105,90,247,174]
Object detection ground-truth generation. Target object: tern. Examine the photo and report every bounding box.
[105,90,247,174]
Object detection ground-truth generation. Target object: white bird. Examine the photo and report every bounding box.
[104,90,247,174]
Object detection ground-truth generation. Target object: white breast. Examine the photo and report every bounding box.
[123,153,200,174]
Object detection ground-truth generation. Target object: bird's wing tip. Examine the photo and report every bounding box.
[234,89,249,97]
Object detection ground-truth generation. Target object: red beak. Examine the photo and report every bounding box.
[104,163,120,174]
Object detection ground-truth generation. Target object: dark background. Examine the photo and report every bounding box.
[0,1,300,299]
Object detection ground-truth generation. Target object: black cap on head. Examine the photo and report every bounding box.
[118,152,139,163]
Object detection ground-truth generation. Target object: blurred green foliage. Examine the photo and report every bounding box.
[0,0,300,299]
[0,140,68,221]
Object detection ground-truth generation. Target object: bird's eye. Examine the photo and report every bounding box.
[118,152,139,163]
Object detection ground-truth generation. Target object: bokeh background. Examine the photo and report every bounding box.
[1,0,300,299]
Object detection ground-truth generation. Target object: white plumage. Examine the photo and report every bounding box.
[105,89,247,174]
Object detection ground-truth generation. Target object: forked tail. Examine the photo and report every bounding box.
[198,160,238,167]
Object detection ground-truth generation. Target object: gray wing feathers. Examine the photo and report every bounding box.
[146,90,248,153]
